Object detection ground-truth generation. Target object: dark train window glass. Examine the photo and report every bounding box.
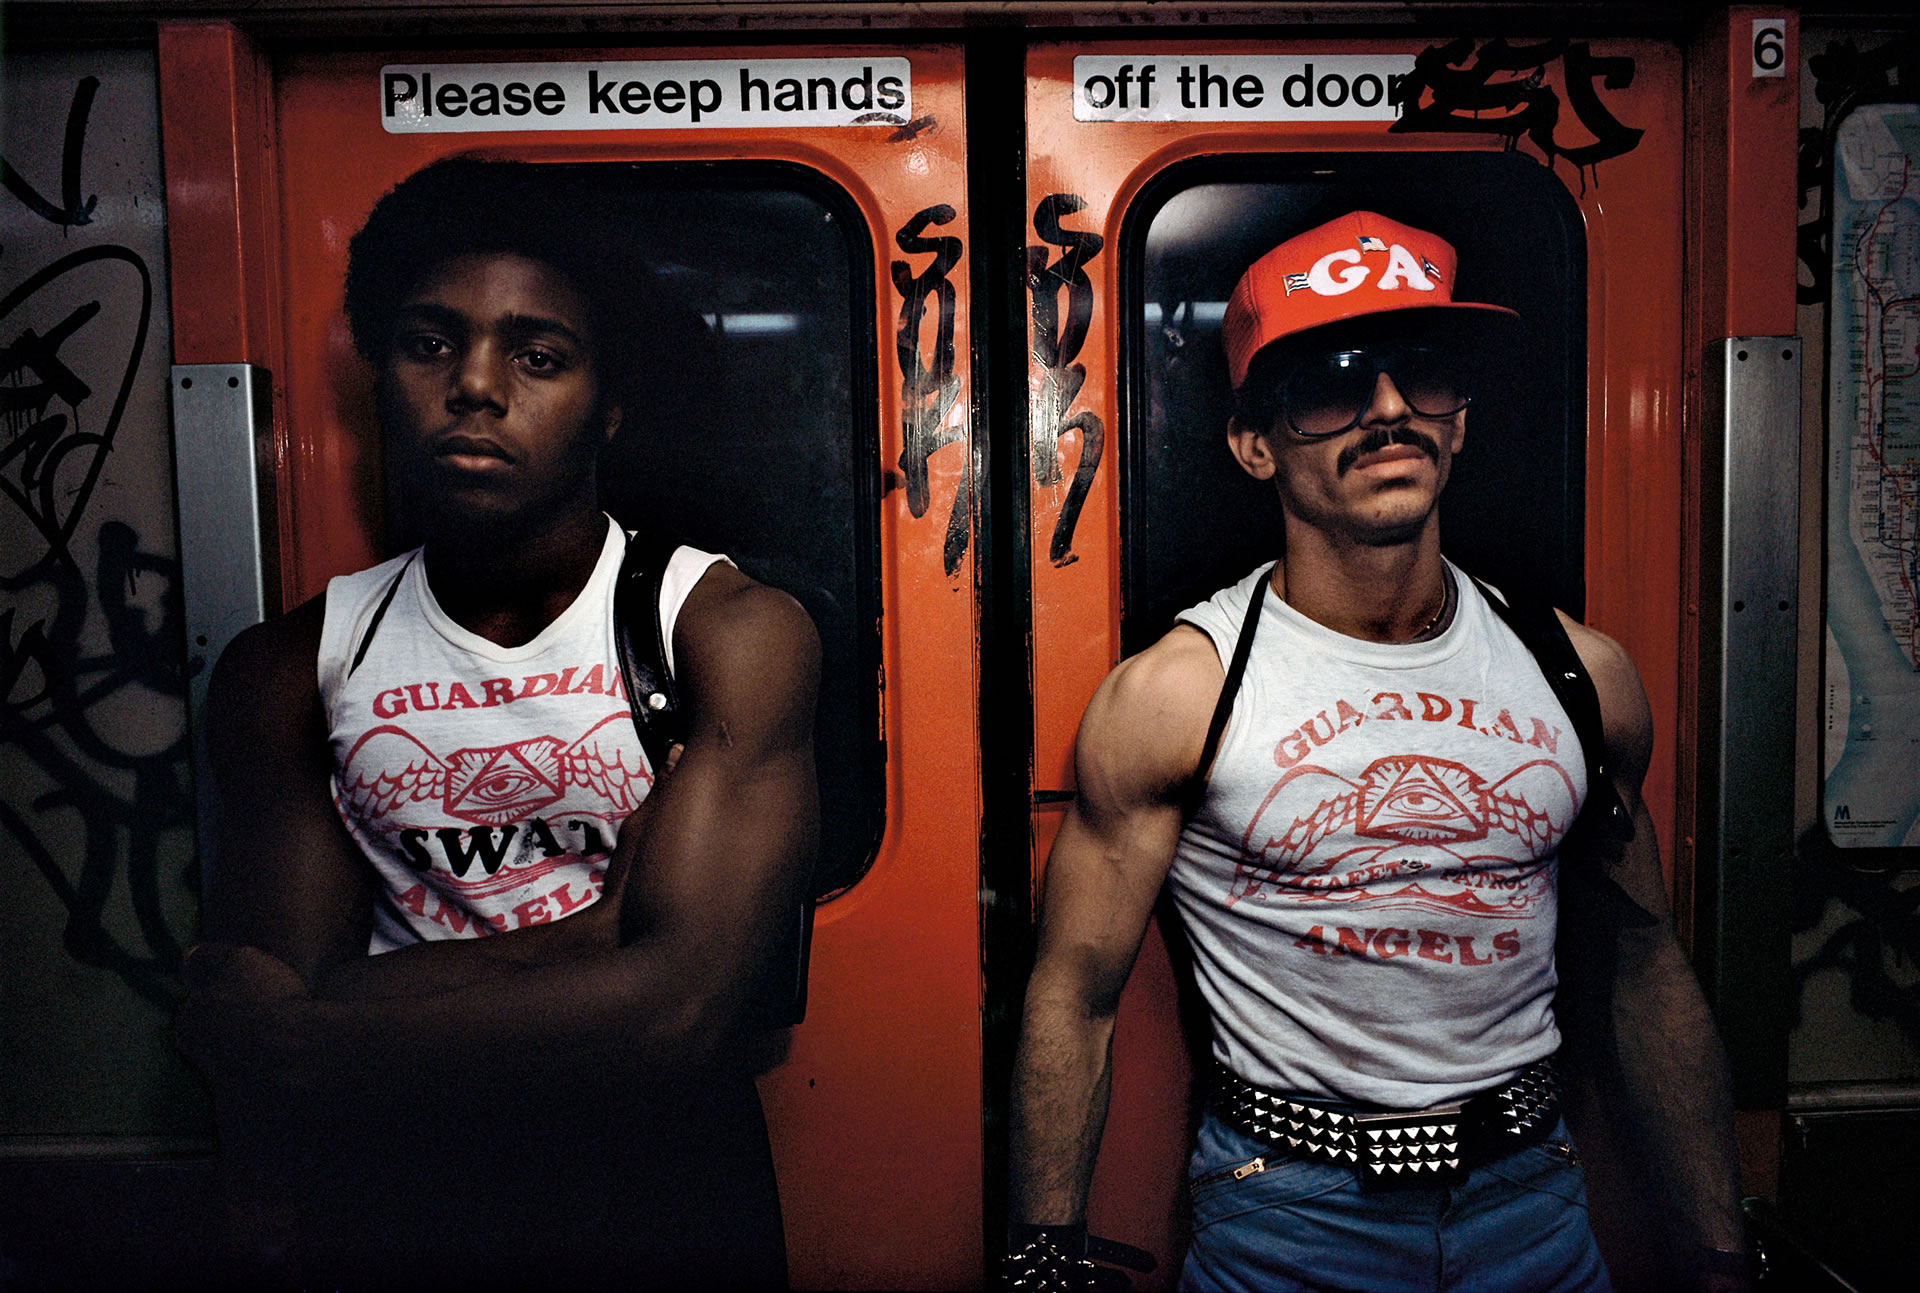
[1119,153,1587,654]
[549,163,882,898]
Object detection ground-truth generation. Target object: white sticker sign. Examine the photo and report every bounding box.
[380,59,912,132]
[1073,55,1416,123]
[1751,19,1788,79]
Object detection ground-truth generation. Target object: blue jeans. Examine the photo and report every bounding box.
[1181,1109,1611,1293]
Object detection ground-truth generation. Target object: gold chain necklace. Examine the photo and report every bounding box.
[1412,567,1455,641]
[1275,564,1455,641]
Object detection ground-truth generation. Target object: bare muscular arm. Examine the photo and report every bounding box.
[180,563,818,1094]
[1555,614,1746,1284]
[196,595,369,973]
[1008,627,1222,1226]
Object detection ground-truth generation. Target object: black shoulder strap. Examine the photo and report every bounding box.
[614,530,687,776]
[1181,563,1278,817]
[346,554,416,678]
[1467,573,1632,846]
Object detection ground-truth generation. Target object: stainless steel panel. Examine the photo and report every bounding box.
[1702,336,1801,1106]
[169,363,276,877]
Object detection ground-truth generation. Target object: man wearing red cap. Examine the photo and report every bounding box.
[1006,212,1746,1291]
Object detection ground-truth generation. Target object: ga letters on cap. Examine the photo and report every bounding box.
[1222,211,1519,389]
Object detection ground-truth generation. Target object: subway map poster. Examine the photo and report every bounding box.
[1825,102,1920,853]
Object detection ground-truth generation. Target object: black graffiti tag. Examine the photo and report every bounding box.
[0,74,100,230]
[3,73,193,1008]
[891,203,969,576]
[1,246,152,572]
[1,520,193,1008]
[1391,37,1644,190]
[1029,194,1105,568]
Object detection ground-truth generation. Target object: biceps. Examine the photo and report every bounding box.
[622,740,817,937]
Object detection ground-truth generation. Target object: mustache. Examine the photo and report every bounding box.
[1336,425,1441,476]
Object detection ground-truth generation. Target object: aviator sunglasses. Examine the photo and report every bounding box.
[1278,343,1472,439]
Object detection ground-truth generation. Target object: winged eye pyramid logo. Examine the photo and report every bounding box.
[339,712,649,827]
[1232,753,1577,910]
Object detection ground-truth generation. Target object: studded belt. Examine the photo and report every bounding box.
[1211,1059,1560,1189]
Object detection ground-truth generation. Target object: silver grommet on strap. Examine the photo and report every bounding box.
[647,693,668,711]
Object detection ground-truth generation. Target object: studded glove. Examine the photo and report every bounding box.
[1003,1224,1154,1293]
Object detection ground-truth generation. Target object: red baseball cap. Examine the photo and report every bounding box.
[1221,211,1519,389]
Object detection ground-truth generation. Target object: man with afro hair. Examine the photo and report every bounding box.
[179,157,816,1290]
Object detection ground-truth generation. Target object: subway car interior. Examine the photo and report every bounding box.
[2,2,1917,1289]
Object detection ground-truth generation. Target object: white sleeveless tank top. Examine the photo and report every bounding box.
[317,517,726,953]
[1170,562,1586,1107]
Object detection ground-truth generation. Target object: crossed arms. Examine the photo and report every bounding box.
[178,560,819,1099]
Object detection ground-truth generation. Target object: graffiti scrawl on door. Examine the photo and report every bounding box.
[1390,37,1645,193]
[892,202,971,576]
[1029,193,1106,568]
[1,50,205,1139]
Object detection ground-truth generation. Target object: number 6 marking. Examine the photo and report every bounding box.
[1752,19,1787,78]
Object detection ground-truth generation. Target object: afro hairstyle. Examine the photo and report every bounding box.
[343,157,676,422]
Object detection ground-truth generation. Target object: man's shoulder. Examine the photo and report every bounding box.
[1552,610,1653,773]
[217,595,327,686]
[206,594,329,744]
[1076,626,1224,799]
[1103,624,1226,713]
[678,563,816,648]
[673,564,820,703]
[1552,611,1638,696]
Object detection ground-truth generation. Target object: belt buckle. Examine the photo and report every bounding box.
[1351,1101,1468,1190]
